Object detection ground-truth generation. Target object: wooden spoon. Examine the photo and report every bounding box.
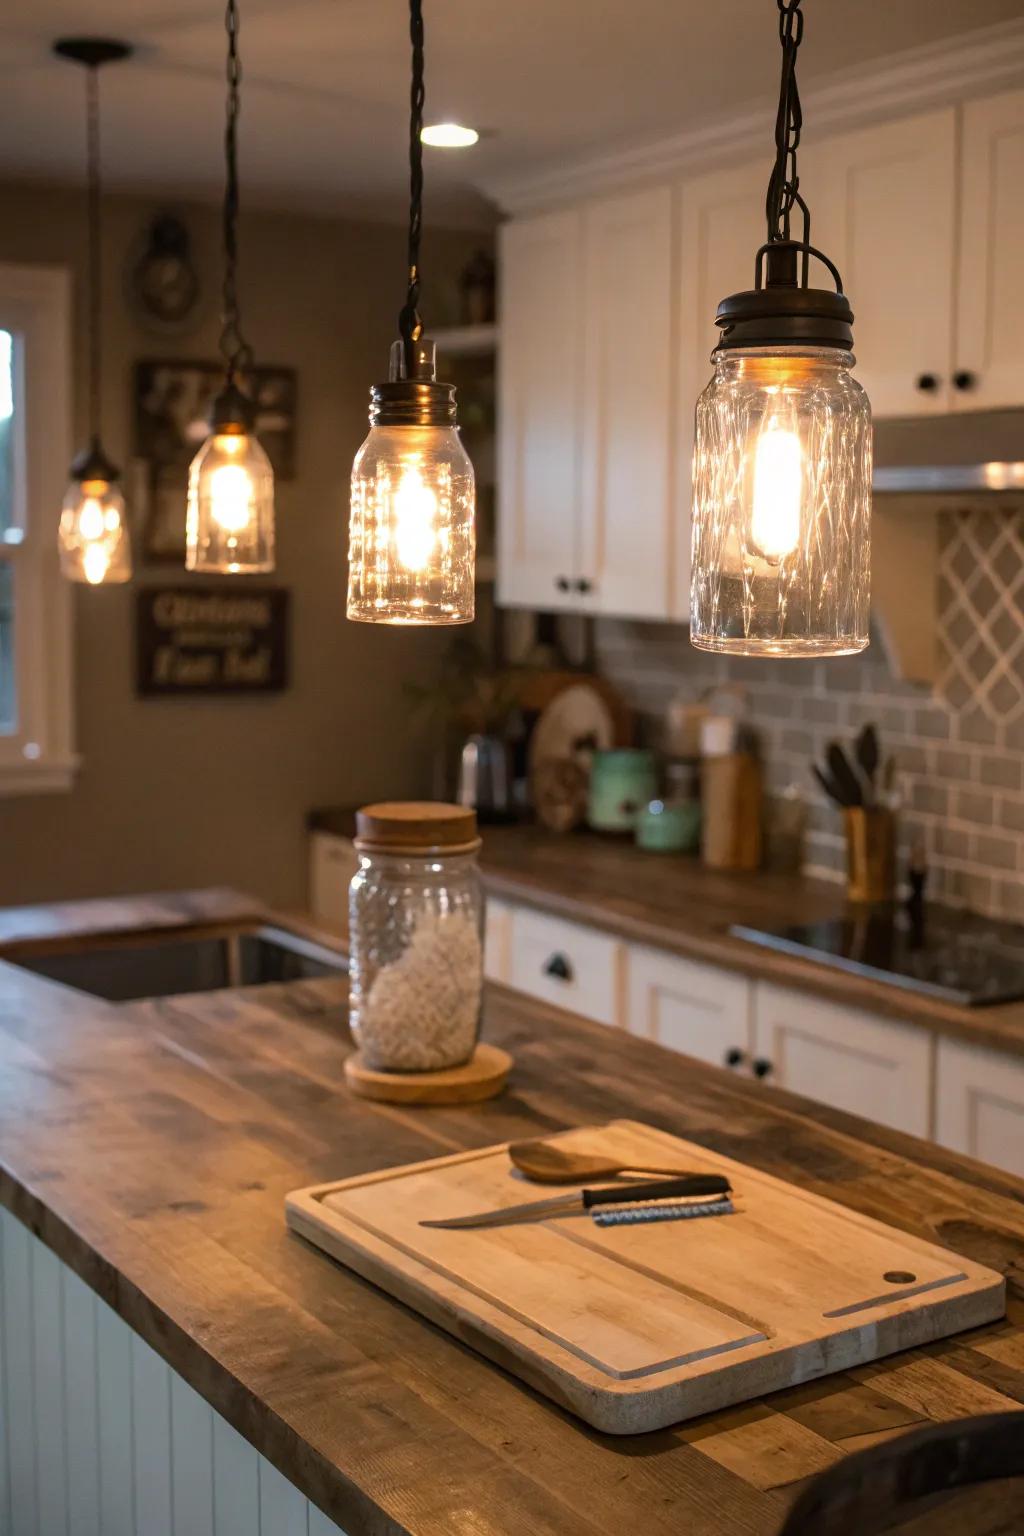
[508,1138,702,1185]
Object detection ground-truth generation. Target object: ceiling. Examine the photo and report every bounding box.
[2,0,1024,228]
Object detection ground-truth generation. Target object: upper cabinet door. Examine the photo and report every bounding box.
[497,211,583,612]
[955,89,1024,412]
[675,158,767,621]
[804,109,957,418]
[578,186,675,619]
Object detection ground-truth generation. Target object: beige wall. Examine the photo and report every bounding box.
[0,183,490,908]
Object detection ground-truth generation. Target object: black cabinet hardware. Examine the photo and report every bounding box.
[915,372,939,393]
[555,576,570,592]
[542,953,573,982]
[575,578,593,594]
[752,1057,773,1080]
[953,370,977,391]
[723,1047,746,1069]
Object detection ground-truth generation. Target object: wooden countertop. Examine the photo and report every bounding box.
[0,912,1021,1535]
[473,825,1024,1060]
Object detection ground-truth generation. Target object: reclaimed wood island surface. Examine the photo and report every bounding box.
[0,891,1021,1535]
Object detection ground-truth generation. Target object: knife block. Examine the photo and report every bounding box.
[844,807,896,903]
[701,753,762,871]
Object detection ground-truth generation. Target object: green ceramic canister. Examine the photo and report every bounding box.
[587,749,658,833]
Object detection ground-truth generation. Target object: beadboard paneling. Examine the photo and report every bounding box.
[0,1208,348,1536]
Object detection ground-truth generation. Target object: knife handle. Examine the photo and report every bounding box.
[582,1174,731,1208]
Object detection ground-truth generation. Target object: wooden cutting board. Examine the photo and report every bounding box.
[285,1120,1005,1434]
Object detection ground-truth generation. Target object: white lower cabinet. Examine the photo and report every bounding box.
[484,897,513,984]
[752,982,934,1138]
[627,946,753,1071]
[309,831,358,932]
[508,907,625,1027]
[935,1037,1024,1178]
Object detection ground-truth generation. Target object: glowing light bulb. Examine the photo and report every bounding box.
[209,463,254,535]
[393,463,438,570]
[83,544,110,585]
[751,422,802,560]
[78,496,105,542]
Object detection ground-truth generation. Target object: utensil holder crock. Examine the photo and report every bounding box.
[844,807,895,904]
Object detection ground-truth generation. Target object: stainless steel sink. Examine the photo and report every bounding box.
[11,924,346,1002]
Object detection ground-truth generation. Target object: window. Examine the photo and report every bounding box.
[0,265,75,794]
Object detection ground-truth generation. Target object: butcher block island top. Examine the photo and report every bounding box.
[0,894,1022,1535]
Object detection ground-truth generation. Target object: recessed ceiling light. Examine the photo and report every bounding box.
[421,122,479,148]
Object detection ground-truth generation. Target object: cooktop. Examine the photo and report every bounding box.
[731,904,1024,1007]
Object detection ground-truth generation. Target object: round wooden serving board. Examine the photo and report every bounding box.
[344,1043,512,1104]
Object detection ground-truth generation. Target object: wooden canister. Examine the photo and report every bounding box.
[701,754,763,871]
[844,807,896,904]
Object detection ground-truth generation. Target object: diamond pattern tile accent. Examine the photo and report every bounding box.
[938,508,1024,723]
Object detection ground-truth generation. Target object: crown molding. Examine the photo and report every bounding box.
[484,17,1024,216]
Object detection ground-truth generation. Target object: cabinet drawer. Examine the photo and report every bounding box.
[936,1036,1024,1178]
[628,947,753,1071]
[308,832,358,931]
[753,983,933,1138]
[484,898,513,984]
[509,908,624,1026]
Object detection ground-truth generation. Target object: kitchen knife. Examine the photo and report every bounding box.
[826,741,864,807]
[419,1174,731,1230]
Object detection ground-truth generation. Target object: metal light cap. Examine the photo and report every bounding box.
[208,378,256,433]
[69,437,120,484]
[714,285,854,352]
[53,37,133,68]
[370,337,457,428]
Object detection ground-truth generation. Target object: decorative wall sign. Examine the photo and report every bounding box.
[132,359,296,564]
[136,586,288,696]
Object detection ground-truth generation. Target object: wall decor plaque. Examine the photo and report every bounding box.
[136,586,288,696]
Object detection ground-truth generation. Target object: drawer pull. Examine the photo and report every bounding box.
[723,1047,746,1069]
[752,1056,774,1080]
[543,952,573,982]
[915,372,939,393]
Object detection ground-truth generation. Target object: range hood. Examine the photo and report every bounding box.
[873,410,1024,495]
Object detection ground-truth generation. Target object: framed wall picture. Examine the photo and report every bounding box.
[132,360,296,564]
[136,585,289,696]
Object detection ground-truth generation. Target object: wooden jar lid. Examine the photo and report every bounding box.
[355,801,480,856]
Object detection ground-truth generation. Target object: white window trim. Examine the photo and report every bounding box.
[0,264,76,797]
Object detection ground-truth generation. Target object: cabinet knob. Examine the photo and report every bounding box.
[555,576,570,593]
[542,952,573,982]
[723,1047,746,1069]
[915,372,939,393]
[953,370,977,392]
[575,577,593,595]
[752,1057,773,1080]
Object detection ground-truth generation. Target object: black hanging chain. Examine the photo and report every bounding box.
[398,0,426,367]
[220,0,253,382]
[765,0,804,245]
[85,63,103,445]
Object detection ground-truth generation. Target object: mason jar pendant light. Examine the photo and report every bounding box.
[186,0,274,576]
[55,39,133,586]
[690,0,871,657]
[347,0,476,625]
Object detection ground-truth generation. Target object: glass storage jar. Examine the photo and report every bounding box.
[348,802,484,1071]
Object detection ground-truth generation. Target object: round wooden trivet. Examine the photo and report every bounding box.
[344,1043,512,1105]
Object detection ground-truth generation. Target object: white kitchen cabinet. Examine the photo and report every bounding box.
[579,186,675,619]
[309,831,357,931]
[803,108,957,418]
[955,88,1024,412]
[752,982,934,1137]
[508,906,625,1027]
[935,1036,1024,1178]
[497,210,583,612]
[497,191,675,619]
[627,946,753,1071]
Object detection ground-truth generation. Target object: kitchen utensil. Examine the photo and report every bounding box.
[587,749,658,833]
[418,1173,731,1230]
[592,1197,735,1227]
[825,741,864,807]
[813,762,856,807]
[508,1138,706,1184]
[854,723,880,804]
[287,1119,1004,1435]
[456,733,513,822]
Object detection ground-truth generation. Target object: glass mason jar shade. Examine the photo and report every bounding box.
[348,422,475,624]
[691,346,871,656]
[59,474,131,585]
[186,426,274,574]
